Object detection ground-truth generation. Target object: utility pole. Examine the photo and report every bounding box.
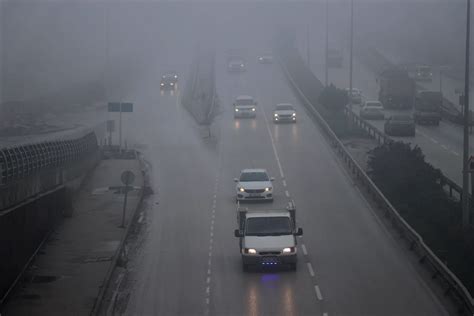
[349,0,354,111]
[325,0,329,87]
[307,24,310,67]
[462,0,471,228]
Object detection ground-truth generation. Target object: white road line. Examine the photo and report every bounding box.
[306,262,315,277]
[206,298,210,305]
[207,268,211,275]
[430,138,439,144]
[282,180,287,187]
[301,244,308,256]
[315,285,323,300]
[260,100,285,179]
[206,276,211,284]
[323,313,328,316]
[452,151,460,156]
[441,144,448,150]
[206,286,210,294]
[285,190,290,197]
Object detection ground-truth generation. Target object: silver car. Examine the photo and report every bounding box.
[234,169,274,202]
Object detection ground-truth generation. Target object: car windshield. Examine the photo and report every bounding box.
[391,115,412,121]
[236,99,254,105]
[240,172,269,182]
[276,105,294,111]
[245,217,292,236]
[365,102,382,108]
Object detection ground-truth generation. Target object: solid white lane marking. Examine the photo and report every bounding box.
[285,190,290,197]
[282,180,287,187]
[315,285,323,300]
[301,244,308,256]
[307,262,315,277]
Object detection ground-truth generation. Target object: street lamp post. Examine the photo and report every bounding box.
[462,0,471,228]
[349,0,354,111]
[325,0,329,87]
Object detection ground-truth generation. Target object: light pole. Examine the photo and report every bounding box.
[462,0,471,228]
[325,0,329,87]
[349,0,354,111]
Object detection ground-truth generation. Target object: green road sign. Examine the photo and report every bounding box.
[108,102,133,112]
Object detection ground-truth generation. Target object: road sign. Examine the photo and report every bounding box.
[121,170,135,186]
[106,120,115,132]
[469,156,474,172]
[108,102,134,112]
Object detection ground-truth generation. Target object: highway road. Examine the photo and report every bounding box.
[308,45,470,186]
[114,40,450,315]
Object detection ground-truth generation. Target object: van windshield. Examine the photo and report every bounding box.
[245,217,292,236]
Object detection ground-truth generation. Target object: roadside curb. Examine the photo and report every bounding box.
[89,151,148,316]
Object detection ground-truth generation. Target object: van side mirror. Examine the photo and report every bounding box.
[234,178,239,182]
[295,228,303,236]
[234,229,243,237]
[270,177,275,181]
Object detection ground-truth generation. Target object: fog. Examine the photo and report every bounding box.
[0,0,469,112]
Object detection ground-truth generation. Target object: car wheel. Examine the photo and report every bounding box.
[242,263,250,272]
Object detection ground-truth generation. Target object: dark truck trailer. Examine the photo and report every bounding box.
[378,67,415,109]
[414,90,442,125]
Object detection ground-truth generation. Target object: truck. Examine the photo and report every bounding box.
[233,200,303,272]
[414,90,442,125]
[378,66,416,109]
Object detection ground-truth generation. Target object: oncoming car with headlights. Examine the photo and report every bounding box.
[160,73,178,90]
[273,103,296,123]
[234,169,274,202]
[234,200,303,271]
[234,95,257,118]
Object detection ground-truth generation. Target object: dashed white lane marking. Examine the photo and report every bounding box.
[315,285,323,300]
[452,151,460,156]
[282,180,287,187]
[323,313,328,316]
[441,144,448,150]
[206,276,211,284]
[301,244,308,256]
[429,137,439,144]
[260,98,285,179]
[306,262,315,277]
[285,190,290,198]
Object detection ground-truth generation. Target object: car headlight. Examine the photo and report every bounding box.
[245,248,257,254]
[292,113,296,117]
[240,64,244,67]
[238,187,245,192]
[235,108,239,112]
[160,83,164,86]
[274,113,278,117]
[251,108,256,112]
[264,187,272,192]
[174,75,178,79]
[170,82,174,86]
[283,247,295,253]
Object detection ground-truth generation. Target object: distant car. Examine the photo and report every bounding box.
[273,103,296,123]
[234,169,274,202]
[228,58,246,72]
[160,73,178,90]
[414,65,433,82]
[346,88,362,105]
[234,95,257,118]
[257,54,273,64]
[384,115,416,136]
[360,101,384,120]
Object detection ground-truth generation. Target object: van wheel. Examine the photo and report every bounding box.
[289,263,297,271]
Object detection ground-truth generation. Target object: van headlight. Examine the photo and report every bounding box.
[292,113,296,117]
[282,247,295,253]
[274,113,278,117]
[245,248,257,254]
[252,108,256,112]
[235,108,239,112]
[264,187,272,192]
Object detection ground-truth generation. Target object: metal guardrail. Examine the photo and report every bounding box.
[0,132,97,185]
[278,47,474,314]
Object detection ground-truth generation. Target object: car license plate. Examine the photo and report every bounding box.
[249,193,260,197]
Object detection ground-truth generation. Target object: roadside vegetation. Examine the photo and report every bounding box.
[368,141,474,295]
